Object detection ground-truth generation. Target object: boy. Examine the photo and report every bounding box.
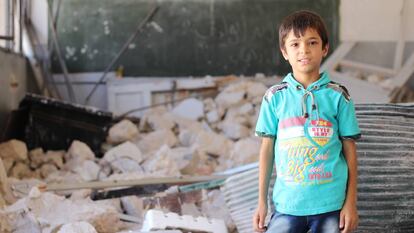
[253,10,361,233]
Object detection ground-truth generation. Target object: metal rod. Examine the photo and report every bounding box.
[47,1,76,102]
[84,5,160,105]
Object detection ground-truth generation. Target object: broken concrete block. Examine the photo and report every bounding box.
[229,137,260,166]
[5,188,122,233]
[141,113,176,132]
[29,149,64,170]
[107,119,139,144]
[194,131,234,157]
[40,163,58,179]
[172,98,204,121]
[180,150,215,175]
[44,150,65,169]
[2,158,14,174]
[10,162,35,179]
[29,148,45,169]
[121,195,144,218]
[73,160,103,181]
[219,121,250,140]
[66,140,95,163]
[0,139,28,162]
[206,110,220,123]
[203,98,217,113]
[246,81,268,100]
[57,221,97,233]
[178,129,199,147]
[137,129,178,155]
[214,91,245,110]
[142,145,181,176]
[102,141,144,173]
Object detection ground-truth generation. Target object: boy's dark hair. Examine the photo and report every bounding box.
[279,10,329,50]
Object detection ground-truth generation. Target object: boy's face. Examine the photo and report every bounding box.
[281,28,328,77]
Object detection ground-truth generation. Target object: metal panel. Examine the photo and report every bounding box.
[222,103,414,233]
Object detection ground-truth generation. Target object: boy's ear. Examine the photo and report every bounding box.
[280,47,289,60]
[323,44,329,57]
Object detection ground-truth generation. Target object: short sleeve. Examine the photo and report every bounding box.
[255,95,278,138]
[337,96,361,140]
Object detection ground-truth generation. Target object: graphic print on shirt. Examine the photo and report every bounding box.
[277,116,334,186]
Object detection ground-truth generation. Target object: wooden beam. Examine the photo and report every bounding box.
[392,52,414,88]
[42,175,229,192]
[339,60,396,77]
[321,41,356,73]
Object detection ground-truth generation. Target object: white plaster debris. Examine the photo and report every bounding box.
[137,129,178,155]
[0,75,279,233]
[66,140,95,163]
[107,119,139,144]
[0,139,28,162]
[57,221,97,233]
[3,187,122,233]
[171,98,204,120]
[102,141,144,173]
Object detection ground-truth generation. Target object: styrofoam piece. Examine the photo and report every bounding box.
[141,209,228,233]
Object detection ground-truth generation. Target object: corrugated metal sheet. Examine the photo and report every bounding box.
[221,103,414,233]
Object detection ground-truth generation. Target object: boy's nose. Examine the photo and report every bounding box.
[299,43,310,54]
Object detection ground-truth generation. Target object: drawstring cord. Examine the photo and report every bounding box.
[298,85,320,123]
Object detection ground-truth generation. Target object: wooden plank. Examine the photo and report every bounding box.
[339,60,396,77]
[393,0,407,71]
[321,41,356,72]
[43,175,229,192]
[392,52,414,88]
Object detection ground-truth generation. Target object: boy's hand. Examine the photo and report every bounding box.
[340,201,359,233]
[253,203,268,232]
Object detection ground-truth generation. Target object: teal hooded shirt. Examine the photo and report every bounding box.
[256,72,361,216]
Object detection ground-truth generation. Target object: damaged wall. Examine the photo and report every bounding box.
[0,49,28,138]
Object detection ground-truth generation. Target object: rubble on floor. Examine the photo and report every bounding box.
[0,76,279,232]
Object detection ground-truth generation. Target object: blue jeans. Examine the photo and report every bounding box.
[266,210,341,233]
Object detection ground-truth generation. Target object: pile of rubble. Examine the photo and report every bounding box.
[0,76,279,232]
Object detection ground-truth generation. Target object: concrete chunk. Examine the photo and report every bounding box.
[102,141,144,173]
[107,119,139,144]
[0,139,28,162]
[66,140,95,163]
[57,221,97,233]
[172,98,204,120]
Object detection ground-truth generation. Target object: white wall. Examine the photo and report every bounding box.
[340,0,414,41]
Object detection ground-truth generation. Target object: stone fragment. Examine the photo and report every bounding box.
[137,130,178,155]
[172,98,204,120]
[214,91,245,109]
[39,164,58,179]
[142,145,181,176]
[66,140,95,163]
[107,119,139,144]
[102,141,144,173]
[0,139,28,162]
[229,137,260,165]
[193,131,234,157]
[121,196,144,218]
[219,121,250,140]
[73,160,103,181]
[57,221,97,233]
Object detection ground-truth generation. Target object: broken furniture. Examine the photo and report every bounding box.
[2,93,113,156]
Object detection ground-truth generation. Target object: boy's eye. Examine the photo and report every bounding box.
[309,41,319,45]
[291,43,298,47]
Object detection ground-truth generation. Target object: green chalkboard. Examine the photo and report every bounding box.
[52,0,339,77]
